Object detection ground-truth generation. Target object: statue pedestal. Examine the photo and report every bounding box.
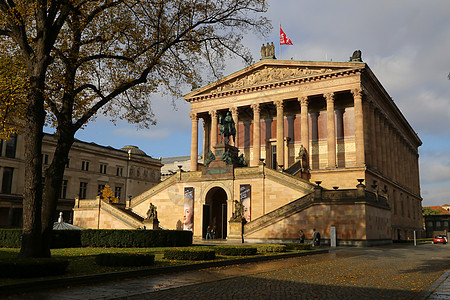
[143,218,159,230]
[228,220,243,240]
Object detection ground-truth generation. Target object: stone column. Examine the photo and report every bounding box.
[190,113,199,171]
[299,96,309,154]
[393,131,400,183]
[380,116,387,174]
[352,88,365,167]
[231,107,239,148]
[209,110,218,152]
[368,101,377,169]
[388,125,395,180]
[275,100,284,169]
[202,118,210,163]
[251,103,261,166]
[374,110,382,172]
[325,93,336,168]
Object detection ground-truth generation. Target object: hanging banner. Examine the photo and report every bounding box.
[240,184,251,222]
[183,187,194,231]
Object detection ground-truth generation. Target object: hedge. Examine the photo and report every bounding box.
[214,246,257,256]
[0,258,69,278]
[255,244,287,253]
[163,248,216,260]
[0,229,192,248]
[283,243,311,250]
[95,253,155,267]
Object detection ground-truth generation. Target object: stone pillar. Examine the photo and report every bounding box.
[231,107,239,148]
[275,100,284,169]
[325,93,336,168]
[190,113,199,172]
[299,96,309,154]
[202,118,210,164]
[374,110,382,172]
[380,116,387,174]
[251,103,261,166]
[352,88,365,167]
[388,125,395,179]
[393,131,400,183]
[209,110,218,152]
[368,101,377,169]
[286,115,295,167]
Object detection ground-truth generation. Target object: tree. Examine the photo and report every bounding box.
[101,184,117,203]
[0,0,270,257]
[422,207,443,216]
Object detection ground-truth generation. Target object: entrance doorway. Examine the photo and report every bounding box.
[203,187,228,239]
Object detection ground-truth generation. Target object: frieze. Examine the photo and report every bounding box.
[212,66,334,93]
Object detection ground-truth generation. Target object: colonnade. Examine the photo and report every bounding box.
[189,88,368,172]
[365,100,420,193]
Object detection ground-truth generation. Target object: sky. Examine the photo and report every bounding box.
[54,0,450,207]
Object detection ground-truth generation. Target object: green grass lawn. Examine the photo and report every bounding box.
[0,246,314,287]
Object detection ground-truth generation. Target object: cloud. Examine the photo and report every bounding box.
[113,127,172,140]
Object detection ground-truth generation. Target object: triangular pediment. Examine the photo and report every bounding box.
[185,60,365,99]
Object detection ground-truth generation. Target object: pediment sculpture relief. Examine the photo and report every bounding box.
[212,66,334,93]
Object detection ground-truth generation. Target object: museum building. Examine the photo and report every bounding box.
[74,51,423,245]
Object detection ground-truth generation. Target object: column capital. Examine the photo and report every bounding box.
[298,96,309,106]
[324,92,335,103]
[274,99,284,110]
[251,103,261,113]
[230,106,239,116]
[189,113,198,121]
[351,88,363,98]
[208,110,217,118]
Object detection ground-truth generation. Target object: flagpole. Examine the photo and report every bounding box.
[279,24,281,59]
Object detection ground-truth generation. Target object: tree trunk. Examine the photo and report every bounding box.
[20,80,46,258]
[41,129,75,256]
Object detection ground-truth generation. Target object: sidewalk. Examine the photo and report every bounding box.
[421,268,450,299]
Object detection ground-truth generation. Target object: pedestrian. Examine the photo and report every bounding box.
[312,228,318,247]
[299,230,305,243]
[206,225,212,239]
[212,226,216,239]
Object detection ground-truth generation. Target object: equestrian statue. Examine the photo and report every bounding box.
[219,112,236,145]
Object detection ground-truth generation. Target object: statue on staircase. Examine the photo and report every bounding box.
[297,144,309,171]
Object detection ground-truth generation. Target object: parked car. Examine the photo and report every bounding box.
[432,235,448,244]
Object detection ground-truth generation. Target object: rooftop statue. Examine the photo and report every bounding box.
[261,42,276,59]
[349,50,362,62]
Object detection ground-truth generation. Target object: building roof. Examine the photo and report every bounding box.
[425,206,450,214]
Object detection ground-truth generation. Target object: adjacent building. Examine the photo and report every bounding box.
[0,133,162,227]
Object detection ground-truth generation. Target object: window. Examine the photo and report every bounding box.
[81,161,89,171]
[0,139,3,156]
[116,167,123,177]
[271,145,277,170]
[115,187,122,201]
[42,154,49,165]
[65,158,70,168]
[97,184,105,196]
[60,180,68,199]
[436,221,441,228]
[100,164,107,174]
[1,167,14,194]
[79,182,88,199]
[5,134,17,158]
[427,221,433,228]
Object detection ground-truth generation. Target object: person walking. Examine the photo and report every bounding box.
[206,226,212,239]
[312,228,321,247]
[299,230,305,243]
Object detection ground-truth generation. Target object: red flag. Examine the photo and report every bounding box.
[280,27,293,45]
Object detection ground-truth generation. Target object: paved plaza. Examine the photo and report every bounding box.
[4,244,450,300]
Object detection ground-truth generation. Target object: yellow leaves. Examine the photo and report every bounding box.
[101,184,118,203]
[0,55,28,139]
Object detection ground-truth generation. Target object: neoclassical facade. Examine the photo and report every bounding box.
[74,56,423,244]
[186,59,422,241]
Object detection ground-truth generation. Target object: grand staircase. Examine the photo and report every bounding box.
[244,192,314,236]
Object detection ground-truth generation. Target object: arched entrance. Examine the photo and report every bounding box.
[203,187,228,239]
